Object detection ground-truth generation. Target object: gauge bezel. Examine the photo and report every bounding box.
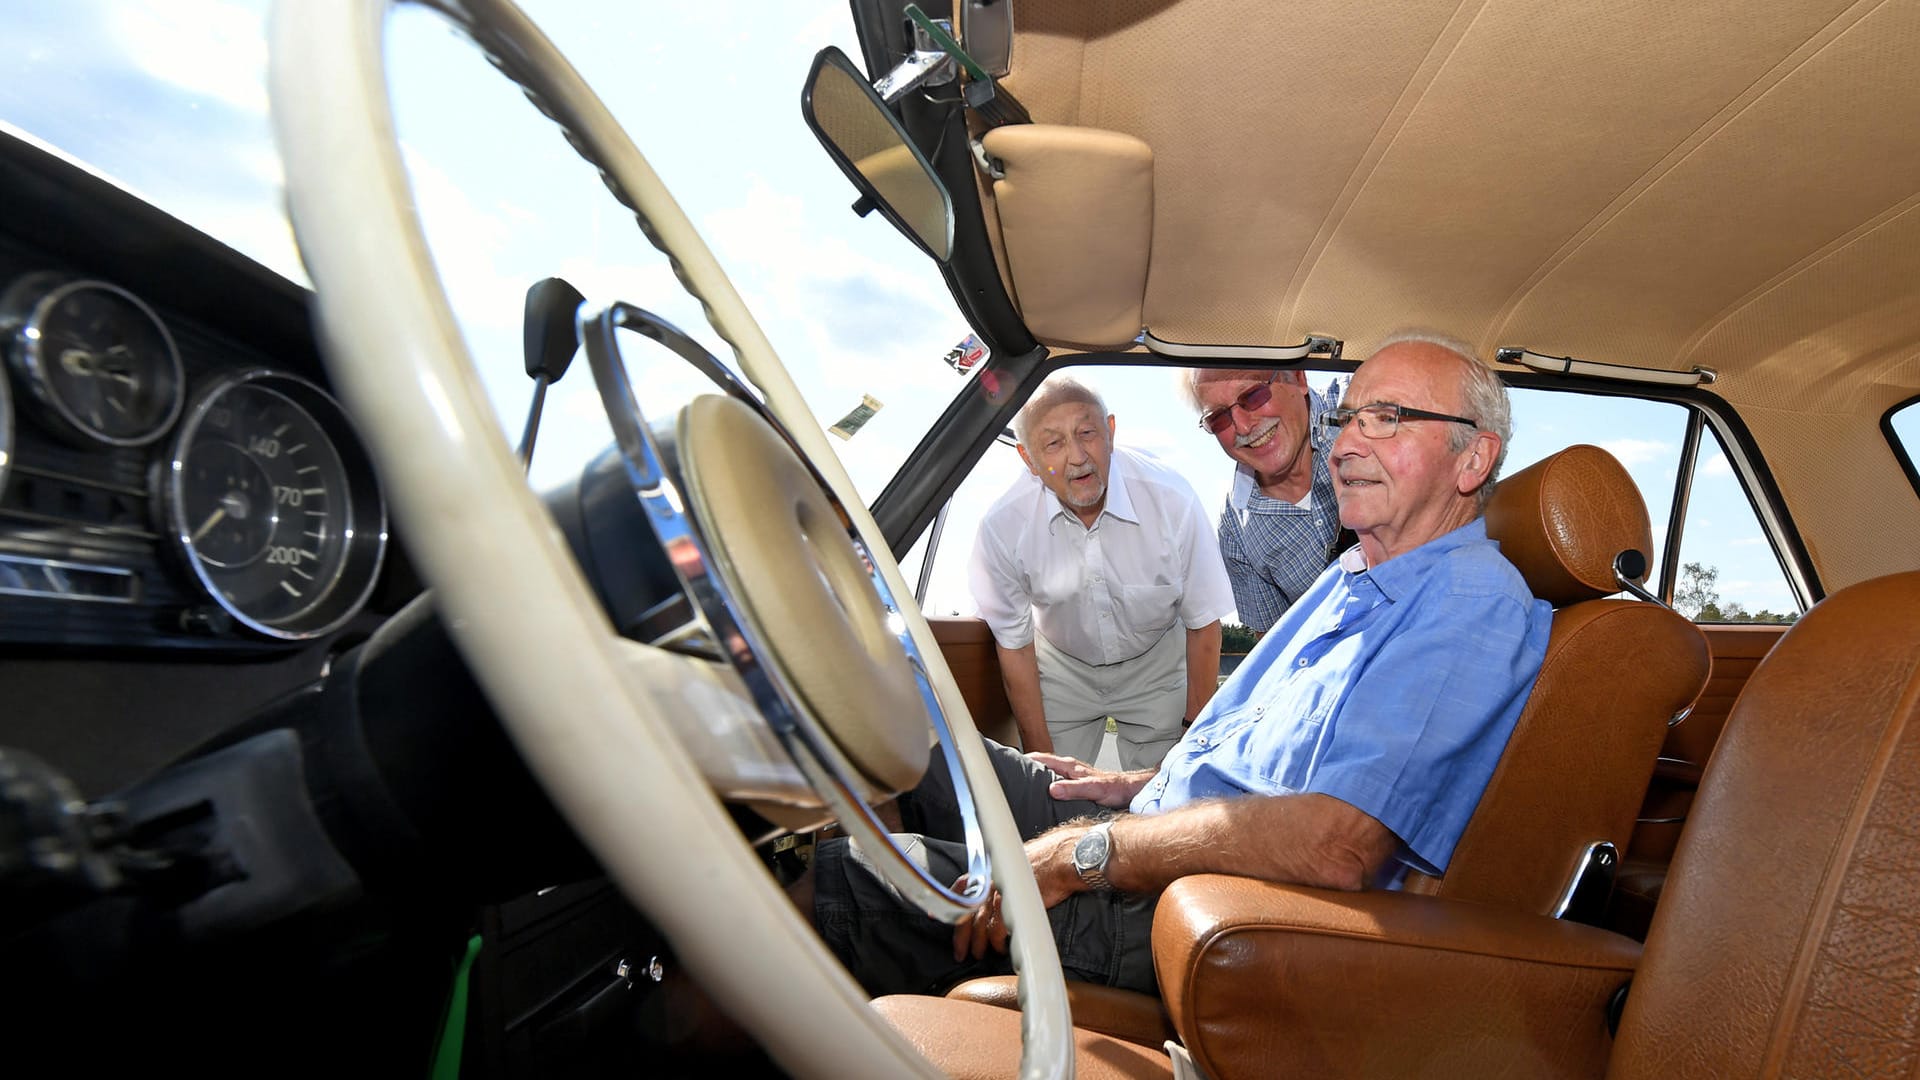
[165,369,388,640]
[4,274,187,448]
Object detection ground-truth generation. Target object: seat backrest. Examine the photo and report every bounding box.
[1607,569,1920,1076]
[1403,445,1710,914]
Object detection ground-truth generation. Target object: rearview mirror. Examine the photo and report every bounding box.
[802,46,954,262]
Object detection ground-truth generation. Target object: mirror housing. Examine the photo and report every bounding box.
[801,46,954,262]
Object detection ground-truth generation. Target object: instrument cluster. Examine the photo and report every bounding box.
[0,270,387,649]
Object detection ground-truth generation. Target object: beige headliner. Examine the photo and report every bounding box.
[986,0,1920,592]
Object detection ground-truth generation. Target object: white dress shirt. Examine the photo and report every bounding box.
[968,447,1234,665]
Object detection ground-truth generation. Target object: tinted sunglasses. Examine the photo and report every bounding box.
[1197,371,1283,435]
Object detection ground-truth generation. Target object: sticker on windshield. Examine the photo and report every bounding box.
[828,394,884,440]
[943,332,988,375]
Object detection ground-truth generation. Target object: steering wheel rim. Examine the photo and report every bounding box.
[266,1,1073,1077]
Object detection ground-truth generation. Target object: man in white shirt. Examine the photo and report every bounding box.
[967,374,1234,769]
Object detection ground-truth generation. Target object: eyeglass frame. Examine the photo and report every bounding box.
[1316,402,1480,440]
[1196,370,1287,435]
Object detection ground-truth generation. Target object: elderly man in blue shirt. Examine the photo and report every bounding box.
[804,333,1553,997]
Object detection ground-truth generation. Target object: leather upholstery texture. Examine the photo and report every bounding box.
[946,975,1176,1046]
[1608,570,1920,1077]
[870,995,1175,1079]
[1625,624,1787,866]
[1484,444,1656,606]
[982,125,1153,348]
[1152,877,1640,1080]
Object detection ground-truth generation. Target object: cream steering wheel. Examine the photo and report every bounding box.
[268,0,1073,1077]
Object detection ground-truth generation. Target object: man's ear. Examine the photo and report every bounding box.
[1106,414,1117,443]
[1016,443,1040,476]
[1456,431,1499,494]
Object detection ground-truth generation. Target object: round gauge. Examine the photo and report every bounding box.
[2,274,185,447]
[166,370,387,640]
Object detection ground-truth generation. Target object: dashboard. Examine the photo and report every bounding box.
[0,127,418,797]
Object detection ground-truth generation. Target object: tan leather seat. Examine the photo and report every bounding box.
[941,445,1708,1043]
[876,569,1920,1077]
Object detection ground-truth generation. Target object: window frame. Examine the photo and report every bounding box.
[1883,392,1920,502]
[880,353,1826,616]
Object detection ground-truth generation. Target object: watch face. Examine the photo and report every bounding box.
[1074,826,1109,871]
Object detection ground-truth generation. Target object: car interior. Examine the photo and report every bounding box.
[4,0,1920,1077]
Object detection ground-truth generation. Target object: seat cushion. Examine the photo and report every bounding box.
[871,995,1175,1079]
[946,975,1175,1047]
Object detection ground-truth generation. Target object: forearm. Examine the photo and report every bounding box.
[1183,621,1222,722]
[1032,793,1398,902]
[995,642,1050,753]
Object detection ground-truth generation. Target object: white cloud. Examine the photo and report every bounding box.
[1595,437,1671,467]
[1701,453,1733,477]
[400,143,524,335]
[111,1,267,115]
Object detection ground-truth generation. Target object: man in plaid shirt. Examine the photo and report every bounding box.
[1184,369,1349,632]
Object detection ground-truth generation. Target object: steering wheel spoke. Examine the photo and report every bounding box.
[581,301,1001,914]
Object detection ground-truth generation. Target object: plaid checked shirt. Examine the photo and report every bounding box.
[1216,390,1346,632]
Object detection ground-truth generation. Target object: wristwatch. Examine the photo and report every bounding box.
[1072,819,1116,891]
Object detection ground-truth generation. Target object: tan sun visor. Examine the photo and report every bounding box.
[981,124,1152,348]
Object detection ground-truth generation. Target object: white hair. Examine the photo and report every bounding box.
[1014,373,1110,446]
[1177,367,1307,412]
[1371,330,1513,503]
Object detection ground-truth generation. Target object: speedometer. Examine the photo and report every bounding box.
[166,370,386,639]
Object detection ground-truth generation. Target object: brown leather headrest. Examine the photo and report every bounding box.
[1484,445,1654,607]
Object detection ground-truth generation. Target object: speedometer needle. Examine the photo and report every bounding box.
[192,507,227,542]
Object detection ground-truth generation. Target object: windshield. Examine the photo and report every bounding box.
[2,0,975,497]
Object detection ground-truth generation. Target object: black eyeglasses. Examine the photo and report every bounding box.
[1316,403,1479,440]
[1197,371,1282,435]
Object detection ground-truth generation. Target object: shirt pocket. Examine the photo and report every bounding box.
[1211,694,1337,794]
[1116,583,1179,630]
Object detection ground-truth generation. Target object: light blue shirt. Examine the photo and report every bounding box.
[1130,518,1552,881]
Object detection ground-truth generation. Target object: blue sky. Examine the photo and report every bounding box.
[1,0,1826,621]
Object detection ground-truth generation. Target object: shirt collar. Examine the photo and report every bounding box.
[1344,518,1491,601]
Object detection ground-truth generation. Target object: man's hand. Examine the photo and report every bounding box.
[951,829,1082,961]
[1028,751,1156,807]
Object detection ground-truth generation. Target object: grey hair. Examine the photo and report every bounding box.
[1372,330,1513,505]
[1014,373,1110,446]
[1177,367,1306,412]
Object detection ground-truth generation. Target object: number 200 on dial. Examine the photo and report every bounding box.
[167,370,386,639]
